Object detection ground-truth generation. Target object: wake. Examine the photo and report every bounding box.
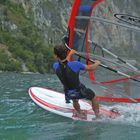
[100,103,140,126]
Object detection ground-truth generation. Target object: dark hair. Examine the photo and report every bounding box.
[54,45,67,60]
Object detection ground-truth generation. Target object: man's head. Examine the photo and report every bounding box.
[54,45,67,60]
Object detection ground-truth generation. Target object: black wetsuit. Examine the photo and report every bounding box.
[53,60,95,102]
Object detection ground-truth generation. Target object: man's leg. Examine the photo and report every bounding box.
[73,99,81,113]
[73,100,86,117]
[91,96,100,118]
[81,87,100,118]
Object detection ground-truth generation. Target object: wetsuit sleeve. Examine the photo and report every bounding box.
[68,61,86,73]
[75,61,85,70]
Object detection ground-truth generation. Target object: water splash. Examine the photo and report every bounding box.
[99,103,140,126]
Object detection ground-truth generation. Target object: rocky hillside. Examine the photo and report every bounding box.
[0,0,72,73]
[0,0,140,73]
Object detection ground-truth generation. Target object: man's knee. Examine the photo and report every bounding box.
[86,88,95,100]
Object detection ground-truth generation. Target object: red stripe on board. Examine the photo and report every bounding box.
[29,87,120,118]
[29,88,96,115]
[29,88,74,112]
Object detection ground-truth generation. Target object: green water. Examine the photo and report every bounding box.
[0,72,140,140]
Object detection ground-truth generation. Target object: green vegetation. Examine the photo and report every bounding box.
[0,0,54,73]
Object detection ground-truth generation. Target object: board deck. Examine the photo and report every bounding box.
[29,87,120,121]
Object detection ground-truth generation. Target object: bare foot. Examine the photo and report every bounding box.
[95,113,102,119]
[92,114,102,120]
[73,110,87,119]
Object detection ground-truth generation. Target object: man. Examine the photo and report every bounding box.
[53,44,101,118]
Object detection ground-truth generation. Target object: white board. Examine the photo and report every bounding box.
[29,87,120,121]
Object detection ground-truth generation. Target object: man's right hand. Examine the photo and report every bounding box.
[70,49,77,55]
[66,49,77,61]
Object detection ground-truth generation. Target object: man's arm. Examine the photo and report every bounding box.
[73,100,81,113]
[66,49,77,61]
[66,49,101,70]
[85,60,101,71]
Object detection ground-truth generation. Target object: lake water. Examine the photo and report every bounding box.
[0,72,140,140]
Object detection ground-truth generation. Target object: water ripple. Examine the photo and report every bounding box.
[0,72,140,140]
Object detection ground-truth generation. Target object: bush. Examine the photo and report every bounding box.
[0,1,54,73]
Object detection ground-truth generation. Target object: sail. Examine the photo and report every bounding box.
[67,0,140,103]
[68,0,104,80]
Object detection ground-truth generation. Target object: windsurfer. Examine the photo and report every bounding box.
[53,44,101,118]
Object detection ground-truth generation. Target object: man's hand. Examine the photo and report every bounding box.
[69,49,77,55]
[66,49,77,61]
[85,60,101,71]
[94,60,101,65]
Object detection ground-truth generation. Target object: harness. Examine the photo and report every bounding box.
[56,61,80,90]
[56,61,82,100]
